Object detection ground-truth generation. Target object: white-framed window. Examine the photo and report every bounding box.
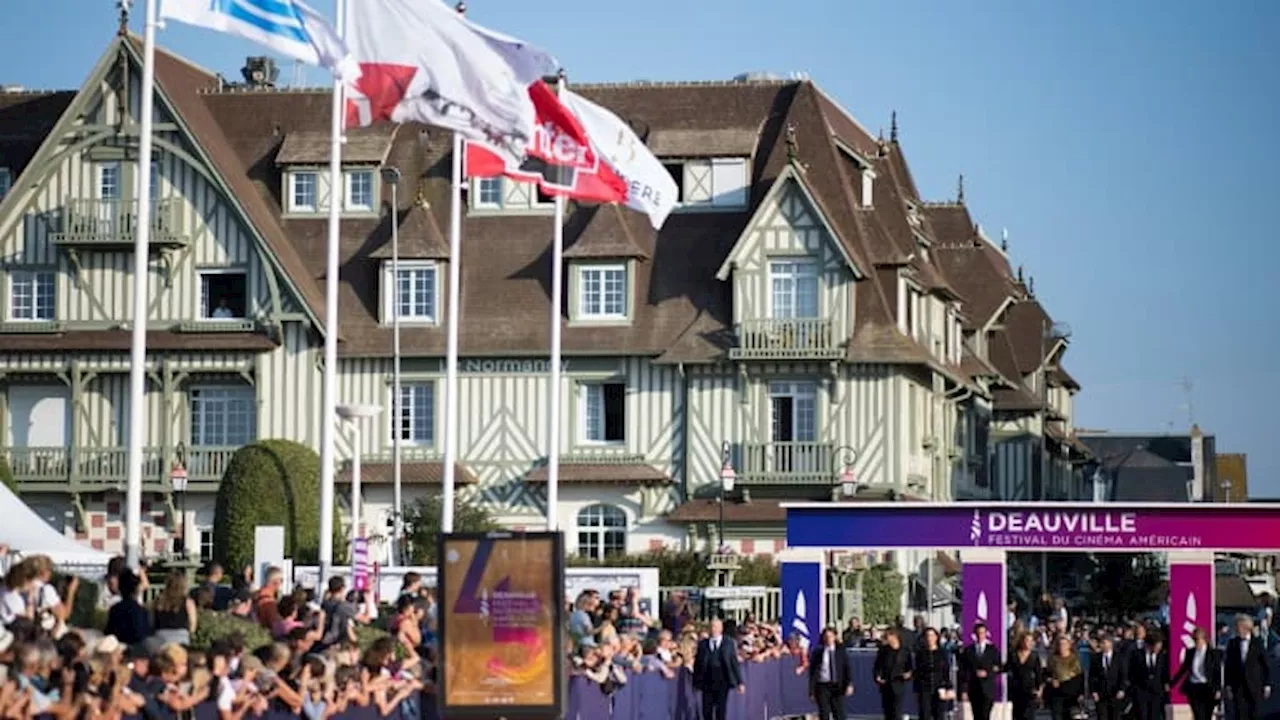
[769,260,819,319]
[579,382,625,444]
[198,269,248,319]
[199,528,215,563]
[663,157,748,209]
[576,504,626,560]
[346,169,374,211]
[9,270,56,321]
[475,177,502,208]
[189,387,256,447]
[290,171,318,212]
[0,167,11,199]
[99,162,121,200]
[382,260,438,323]
[394,382,435,446]
[769,381,817,444]
[577,264,627,320]
[908,289,922,340]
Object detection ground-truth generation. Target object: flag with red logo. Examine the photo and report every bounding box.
[344,0,535,162]
[464,81,628,204]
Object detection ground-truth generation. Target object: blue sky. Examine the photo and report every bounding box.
[8,1,1279,494]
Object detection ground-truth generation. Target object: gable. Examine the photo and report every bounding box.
[715,165,862,280]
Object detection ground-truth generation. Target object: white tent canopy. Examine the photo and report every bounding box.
[0,484,113,578]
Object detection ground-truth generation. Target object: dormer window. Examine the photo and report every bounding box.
[290,171,318,212]
[571,262,630,323]
[0,167,11,199]
[860,169,874,207]
[382,260,438,324]
[662,158,748,209]
[345,169,374,212]
[282,168,379,216]
[469,177,551,212]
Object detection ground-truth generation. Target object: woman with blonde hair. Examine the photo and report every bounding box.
[1046,634,1084,720]
[151,570,198,646]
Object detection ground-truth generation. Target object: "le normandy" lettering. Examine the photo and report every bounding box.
[461,359,571,374]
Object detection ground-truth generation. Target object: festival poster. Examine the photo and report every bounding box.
[438,532,564,717]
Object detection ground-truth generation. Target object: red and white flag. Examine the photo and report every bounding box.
[465,81,629,204]
[344,0,534,160]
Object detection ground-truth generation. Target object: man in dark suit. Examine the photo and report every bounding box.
[1091,635,1130,720]
[1128,632,1169,720]
[1225,615,1271,720]
[959,622,1001,720]
[874,628,914,720]
[693,617,745,720]
[809,627,854,720]
[1171,628,1222,720]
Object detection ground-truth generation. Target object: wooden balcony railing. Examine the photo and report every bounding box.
[739,441,836,485]
[1,445,239,491]
[52,199,186,248]
[729,318,841,360]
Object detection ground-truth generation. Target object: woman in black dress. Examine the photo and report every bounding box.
[1046,635,1085,720]
[913,627,952,720]
[1008,631,1044,720]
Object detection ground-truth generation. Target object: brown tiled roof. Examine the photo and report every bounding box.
[0,330,276,352]
[1049,366,1080,391]
[928,203,1020,330]
[1004,300,1056,375]
[992,387,1043,413]
[0,91,75,180]
[368,204,450,260]
[140,38,330,331]
[561,203,650,260]
[337,461,477,485]
[276,126,396,165]
[987,329,1023,381]
[524,463,670,485]
[648,128,758,157]
[666,488,926,523]
[960,345,1004,383]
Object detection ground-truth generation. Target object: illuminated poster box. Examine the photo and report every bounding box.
[438,531,565,718]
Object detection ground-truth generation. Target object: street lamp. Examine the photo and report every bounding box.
[1223,479,1233,504]
[170,443,189,558]
[718,441,736,553]
[381,165,404,566]
[833,446,859,498]
[337,404,382,572]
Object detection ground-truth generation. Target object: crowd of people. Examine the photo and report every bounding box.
[0,555,441,720]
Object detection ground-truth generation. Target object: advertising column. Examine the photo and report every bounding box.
[1168,551,1215,720]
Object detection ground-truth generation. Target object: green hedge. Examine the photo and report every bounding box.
[862,563,905,625]
[569,549,780,587]
[212,440,340,573]
[0,454,16,496]
[191,610,389,651]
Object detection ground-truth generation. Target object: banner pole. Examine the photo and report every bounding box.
[441,134,462,534]
[546,194,563,532]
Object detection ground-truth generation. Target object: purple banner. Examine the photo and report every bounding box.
[1168,562,1214,705]
[962,562,1005,701]
[352,538,370,592]
[786,503,1280,552]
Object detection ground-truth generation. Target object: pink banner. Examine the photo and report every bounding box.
[1168,562,1214,705]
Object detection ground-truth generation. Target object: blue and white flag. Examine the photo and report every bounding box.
[161,0,359,80]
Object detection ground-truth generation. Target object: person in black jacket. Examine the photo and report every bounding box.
[913,627,952,720]
[692,618,744,720]
[1128,631,1170,720]
[874,628,914,720]
[1224,615,1271,720]
[1171,627,1221,720]
[1008,630,1044,720]
[808,627,854,720]
[1090,635,1130,720]
[104,570,150,647]
[960,622,1002,720]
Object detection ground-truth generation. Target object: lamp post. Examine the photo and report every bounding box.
[337,404,382,572]
[718,441,736,553]
[170,445,189,559]
[1223,479,1233,504]
[833,446,859,499]
[380,166,403,566]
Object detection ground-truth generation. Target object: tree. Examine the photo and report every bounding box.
[0,454,16,496]
[404,494,502,565]
[212,440,340,573]
[862,563,905,625]
[1087,553,1163,620]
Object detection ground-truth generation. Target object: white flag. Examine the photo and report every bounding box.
[462,16,558,86]
[161,0,358,80]
[561,89,678,230]
[344,0,535,158]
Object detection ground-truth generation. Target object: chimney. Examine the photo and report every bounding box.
[240,57,279,89]
[1189,424,1205,502]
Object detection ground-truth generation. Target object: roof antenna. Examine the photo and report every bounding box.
[117,0,131,35]
[1001,227,1009,252]
[890,111,899,143]
[1017,265,1024,283]
[956,174,965,203]
[1028,276,1035,296]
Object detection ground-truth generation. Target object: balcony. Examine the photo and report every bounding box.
[52,199,186,249]
[729,318,842,360]
[739,441,836,485]
[1,445,238,493]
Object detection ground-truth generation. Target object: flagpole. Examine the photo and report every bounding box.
[441,134,461,534]
[547,193,563,533]
[124,0,158,570]
[317,0,347,582]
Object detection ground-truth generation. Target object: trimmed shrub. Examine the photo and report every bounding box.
[213,440,339,573]
[0,454,17,496]
[862,563,905,625]
[190,610,271,651]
